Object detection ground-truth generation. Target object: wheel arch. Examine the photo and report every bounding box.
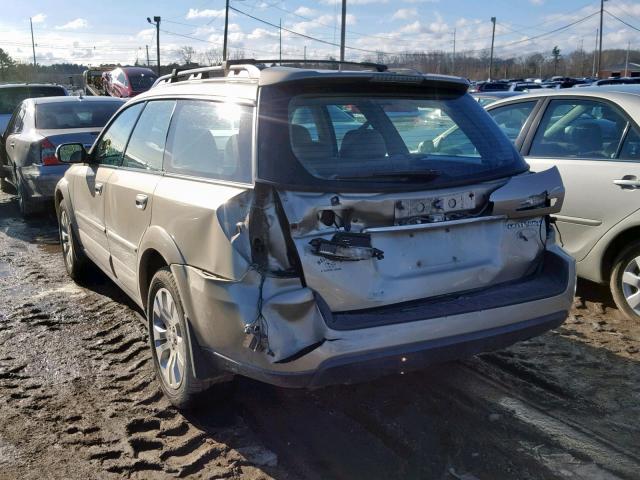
[138,225,185,311]
[601,225,640,282]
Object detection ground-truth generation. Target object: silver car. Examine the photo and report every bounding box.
[1,96,124,215]
[484,85,640,320]
[54,61,575,408]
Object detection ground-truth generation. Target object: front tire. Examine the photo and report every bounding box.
[148,268,221,409]
[58,202,87,279]
[610,241,640,321]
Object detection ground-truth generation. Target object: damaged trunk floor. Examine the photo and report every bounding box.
[0,191,638,480]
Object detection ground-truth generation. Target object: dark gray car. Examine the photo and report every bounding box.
[1,96,124,215]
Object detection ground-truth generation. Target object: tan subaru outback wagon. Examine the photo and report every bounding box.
[54,60,576,408]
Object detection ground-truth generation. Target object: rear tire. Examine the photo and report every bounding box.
[58,201,88,280]
[610,241,640,321]
[16,178,38,217]
[148,268,228,409]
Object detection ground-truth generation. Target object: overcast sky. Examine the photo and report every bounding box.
[0,0,638,66]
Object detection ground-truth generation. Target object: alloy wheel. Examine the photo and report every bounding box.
[152,287,186,389]
[59,209,74,271]
[621,256,640,315]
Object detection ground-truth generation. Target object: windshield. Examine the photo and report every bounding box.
[128,73,157,91]
[36,101,122,129]
[0,86,66,114]
[257,87,526,191]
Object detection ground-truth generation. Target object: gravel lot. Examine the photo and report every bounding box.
[0,190,639,480]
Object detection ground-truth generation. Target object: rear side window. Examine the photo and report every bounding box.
[94,103,144,166]
[7,103,27,134]
[488,101,537,142]
[165,100,253,183]
[123,100,175,171]
[36,101,122,129]
[529,99,629,159]
[0,86,66,114]
[620,127,640,161]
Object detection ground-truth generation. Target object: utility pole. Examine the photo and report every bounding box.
[146,45,150,67]
[592,28,598,78]
[625,41,631,77]
[147,16,161,75]
[597,0,606,78]
[223,0,230,61]
[579,38,584,77]
[304,45,307,61]
[279,18,282,62]
[488,17,496,81]
[452,28,456,74]
[340,0,347,62]
[30,17,37,72]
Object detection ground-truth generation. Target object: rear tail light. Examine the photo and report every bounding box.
[40,138,59,166]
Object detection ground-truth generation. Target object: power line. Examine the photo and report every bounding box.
[605,9,640,33]
[228,5,394,55]
[456,10,600,55]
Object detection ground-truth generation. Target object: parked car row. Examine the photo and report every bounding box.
[1,62,636,410]
[471,76,640,93]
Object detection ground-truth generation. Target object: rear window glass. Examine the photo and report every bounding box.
[128,73,157,91]
[283,94,521,184]
[0,86,66,114]
[36,101,122,129]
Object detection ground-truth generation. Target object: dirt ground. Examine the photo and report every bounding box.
[0,190,639,480]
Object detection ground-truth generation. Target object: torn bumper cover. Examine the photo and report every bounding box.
[176,245,575,388]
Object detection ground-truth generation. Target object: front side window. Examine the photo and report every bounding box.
[165,100,253,183]
[123,100,175,171]
[488,101,537,142]
[260,90,524,190]
[94,103,143,166]
[529,99,629,159]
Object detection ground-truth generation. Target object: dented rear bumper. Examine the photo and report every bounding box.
[204,311,567,388]
[173,244,575,388]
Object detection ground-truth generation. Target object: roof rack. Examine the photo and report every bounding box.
[230,59,388,72]
[152,58,388,87]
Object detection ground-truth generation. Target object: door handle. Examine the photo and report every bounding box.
[135,194,148,210]
[94,182,104,195]
[613,177,640,189]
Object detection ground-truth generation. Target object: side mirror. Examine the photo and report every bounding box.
[56,143,87,164]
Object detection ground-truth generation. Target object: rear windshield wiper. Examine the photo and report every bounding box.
[335,169,441,181]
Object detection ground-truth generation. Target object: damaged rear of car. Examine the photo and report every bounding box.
[56,62,575,408]
[165,67,575,397]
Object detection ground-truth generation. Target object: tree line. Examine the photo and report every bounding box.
[1,45,638,83]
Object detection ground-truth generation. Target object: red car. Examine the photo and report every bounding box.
[104,67,158,98]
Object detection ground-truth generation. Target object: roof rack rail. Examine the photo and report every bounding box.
[151,58,389,88]
[152,62,263,87]
[226,58,388,72]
